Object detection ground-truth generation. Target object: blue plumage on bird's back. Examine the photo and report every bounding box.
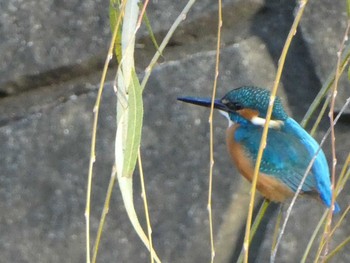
[283,118,340,213]
[233,123,318,194]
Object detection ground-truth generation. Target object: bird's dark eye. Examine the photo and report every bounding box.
[222,99,243,111]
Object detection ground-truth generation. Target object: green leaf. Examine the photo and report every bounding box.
[109,0,122,62]
[347,0,350,18]
[122,69,143,178]
[139,2,162,56]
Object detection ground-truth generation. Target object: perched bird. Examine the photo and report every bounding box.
[178,86,339,213]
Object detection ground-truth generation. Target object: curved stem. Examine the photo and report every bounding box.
[242,1,309,262]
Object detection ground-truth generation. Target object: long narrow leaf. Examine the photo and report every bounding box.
[114,1,161,262]
[139,2,162,55]
[109,0,122,62]
[122,69,143,178]
[117,175,161,263]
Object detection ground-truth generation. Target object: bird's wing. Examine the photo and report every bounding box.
[234,125,318,193]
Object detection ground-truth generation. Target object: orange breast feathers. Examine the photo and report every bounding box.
[226,124,294,202]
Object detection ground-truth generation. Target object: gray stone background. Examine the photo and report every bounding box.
[1,0,349,262]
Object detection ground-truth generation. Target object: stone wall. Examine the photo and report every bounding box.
[1,0,349,262]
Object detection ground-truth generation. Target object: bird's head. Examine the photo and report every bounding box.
[178,86,288,128]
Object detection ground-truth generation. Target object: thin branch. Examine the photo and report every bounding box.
[301,211,328,263]
[207,1,223,262]
[272,96,350,262]
[138,149,155,263]
[301,44,350,127]
[141,0,197,90]
[271,205,283,252]
[272,9,350,263]
[324,236,350,262]
[243,1,309,262]
[85,3,125,262]
[92,166,117,263]
[236,200,270,263]
[321,19,350,261]
[336,153,350,194]
[136,0,150,31]
[310,95,330,136]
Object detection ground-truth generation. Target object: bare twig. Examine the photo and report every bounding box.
[324,236,350,262]
[207,1,223,262]
[301,211,328,263]
[272,97,350,262]
[236,200,270,263]
[138,149,155,263]
[320,19,350,262]
[242,1,309,262]
[141,0,197,90]
[92,166,117,263]
[301,44,350,128]
[85,2,126,262]
[310,95,330,136]
[272,9,350,263]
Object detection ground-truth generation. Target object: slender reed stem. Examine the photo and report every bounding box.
[243,1,309,262]
[92,166,117,263]
[319,19,350,262]
[324,236,350,262]
[237,200,270,263]
[141,0,197,90]
[85,3,125,262]
[207,1,223,261]
[301,211,328,263]
[301,44,350,127]
[271,205,283,252]
[310,95,330,136]
[138,149,155,263]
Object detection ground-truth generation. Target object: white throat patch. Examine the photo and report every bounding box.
[251,116,283,129]
[219,110,283,129]
[219,110,234,127]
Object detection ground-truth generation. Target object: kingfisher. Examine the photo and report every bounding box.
[178,86,339,213]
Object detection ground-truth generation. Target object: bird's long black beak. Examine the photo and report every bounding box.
[177,97,228,112]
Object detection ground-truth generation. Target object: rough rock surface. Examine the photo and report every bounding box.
[301,0,349,113]
[1,0,349,262]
